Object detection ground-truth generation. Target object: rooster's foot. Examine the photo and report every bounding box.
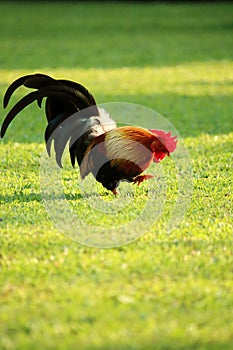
[133,174,154,186]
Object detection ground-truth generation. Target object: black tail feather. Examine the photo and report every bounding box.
[3,74,35,108]
[1,86,81,138]
[3,73,57,109]
[1,73,116,169]
[23,74,56,89]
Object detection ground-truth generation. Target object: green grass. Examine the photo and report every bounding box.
[0,1,233,349]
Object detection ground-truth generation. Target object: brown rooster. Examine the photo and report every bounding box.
[1,73,177,194]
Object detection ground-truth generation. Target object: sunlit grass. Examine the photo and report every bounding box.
[1,60,233,95]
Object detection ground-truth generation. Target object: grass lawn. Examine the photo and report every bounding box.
[0,1,233,349]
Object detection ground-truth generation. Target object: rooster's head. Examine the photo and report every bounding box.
[149,129,178,163]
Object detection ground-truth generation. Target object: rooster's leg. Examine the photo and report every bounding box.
[133,174,154,186]
[111,189,118,195]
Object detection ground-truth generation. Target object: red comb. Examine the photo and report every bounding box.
[149,129,178,153]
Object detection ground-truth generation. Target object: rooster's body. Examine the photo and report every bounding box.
[1,74,177,194]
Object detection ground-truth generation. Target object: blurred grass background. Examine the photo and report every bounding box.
[0,1,232,350]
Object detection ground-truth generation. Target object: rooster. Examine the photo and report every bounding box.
[1,73,177,194]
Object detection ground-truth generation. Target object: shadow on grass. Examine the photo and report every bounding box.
[0,192,42,204]
[0,191,104,204]
[75,340,233,350]
[0,2,232,71]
